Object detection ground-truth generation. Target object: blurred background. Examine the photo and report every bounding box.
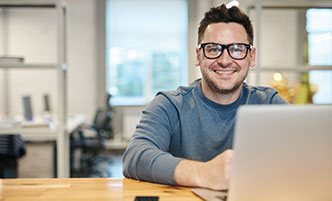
[0,0,331,179]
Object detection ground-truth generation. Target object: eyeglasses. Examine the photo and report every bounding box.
[198,42,253,60]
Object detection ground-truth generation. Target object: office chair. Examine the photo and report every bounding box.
[0,135,26,178]
[70,94,114,177]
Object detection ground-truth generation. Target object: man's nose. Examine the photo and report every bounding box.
[217,49,232,66]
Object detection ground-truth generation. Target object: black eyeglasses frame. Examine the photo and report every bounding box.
[198,42,253,60]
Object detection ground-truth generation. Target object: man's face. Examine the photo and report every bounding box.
[195,22,256,96]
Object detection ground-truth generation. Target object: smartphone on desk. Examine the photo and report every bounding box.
[134,196,159,201]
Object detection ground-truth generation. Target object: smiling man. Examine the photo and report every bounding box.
[122,4,288,190]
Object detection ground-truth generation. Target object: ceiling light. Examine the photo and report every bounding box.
[226,0,239,8]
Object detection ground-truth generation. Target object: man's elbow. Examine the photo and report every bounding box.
[122,151,134,179]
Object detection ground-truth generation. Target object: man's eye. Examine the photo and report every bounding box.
[206,47,219,53]
[233,46,244,52]
[232,45,246,52]
[234,48,243,53]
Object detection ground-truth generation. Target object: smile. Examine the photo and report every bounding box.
[214,70,236,74]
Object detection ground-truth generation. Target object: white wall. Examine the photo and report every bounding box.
[66,0,97,121]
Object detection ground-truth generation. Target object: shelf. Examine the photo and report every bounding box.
[248,1,332,10]
[0,0,58,8]
[251,65,332,73]
[248,0,332,88]
[0,0,68,178]
[0,63,59,69]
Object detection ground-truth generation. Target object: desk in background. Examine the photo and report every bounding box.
[0,115,87,141]
[0,115,87,178]
[0,178,202,201]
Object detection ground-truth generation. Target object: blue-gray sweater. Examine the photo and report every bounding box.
[122,79,288,185]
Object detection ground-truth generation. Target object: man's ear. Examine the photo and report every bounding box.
[195,48,201,66]
[249,47,256,68]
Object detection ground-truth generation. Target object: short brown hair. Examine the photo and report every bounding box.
[197,4,254,45]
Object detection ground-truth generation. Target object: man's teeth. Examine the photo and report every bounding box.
[215,70,235,74]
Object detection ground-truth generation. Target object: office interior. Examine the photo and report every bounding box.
[0,0,331,179]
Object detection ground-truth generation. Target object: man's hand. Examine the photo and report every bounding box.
[174,149,234,190]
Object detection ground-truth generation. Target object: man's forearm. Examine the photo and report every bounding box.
[174,159,205,188]
[174,150,234,190]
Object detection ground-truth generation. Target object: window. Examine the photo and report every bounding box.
[106,0,188,105]
[306,9,332,104]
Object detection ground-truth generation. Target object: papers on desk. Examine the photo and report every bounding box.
[0,120,50,130]
[21,121,49,128]
[0,116,51,130]
[191,188,228,201]
[0,119,21,129]
[0,114,87,133]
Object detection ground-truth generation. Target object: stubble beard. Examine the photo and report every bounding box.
[206,78,242,94]
[204,73,246,95]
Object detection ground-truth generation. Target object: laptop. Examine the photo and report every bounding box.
[192,105,332,201]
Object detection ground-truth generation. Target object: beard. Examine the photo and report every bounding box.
[205,77,244,94]
[202,70,247,94]
[199,60,250,95]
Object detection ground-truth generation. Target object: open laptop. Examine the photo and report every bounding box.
[192,105,332,201]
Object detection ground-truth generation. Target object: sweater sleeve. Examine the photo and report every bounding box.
[270,92,289,104]
[122,94,182,185]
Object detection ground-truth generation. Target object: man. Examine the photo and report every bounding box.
[122,4,288,190]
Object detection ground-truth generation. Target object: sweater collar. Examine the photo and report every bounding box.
[196,79,246,110]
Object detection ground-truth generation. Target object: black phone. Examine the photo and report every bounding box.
[134,196,159,201]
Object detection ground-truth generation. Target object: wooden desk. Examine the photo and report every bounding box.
[0,178,202,201]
